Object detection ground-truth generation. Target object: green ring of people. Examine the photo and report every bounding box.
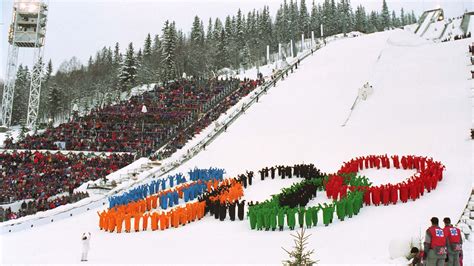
[247,171,370,231]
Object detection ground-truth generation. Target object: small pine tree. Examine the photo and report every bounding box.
[282,228,318,266]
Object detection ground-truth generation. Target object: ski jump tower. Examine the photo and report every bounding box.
[1,0,48,129]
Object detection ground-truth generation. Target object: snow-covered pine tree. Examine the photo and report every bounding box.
[410,11,417,23]
[241,43,252,70]
[12,65,30,125]
[48,85,62,121]
[161,20,177,82]
[45,59,53,84]
[381,0,391,30]
[354,5,367,33]
[144,33,152,58]
[236,9,246,68]
[216,29,230,70]
[400,8,406,26]
[119,42,138,91]
[190,15,206,77]
[392,10,400,28]
[338,0,353,35]
[299,0,310,36]
[367,11,379,33]
[310,1,320,37]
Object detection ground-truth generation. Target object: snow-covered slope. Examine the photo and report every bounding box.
[1,29,471,264]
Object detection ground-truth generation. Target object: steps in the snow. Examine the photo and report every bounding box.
[457,189,474,240]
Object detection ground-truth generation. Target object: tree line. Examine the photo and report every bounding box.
[8,0,417,126]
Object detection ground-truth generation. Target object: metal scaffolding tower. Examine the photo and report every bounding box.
[1,0,48,129]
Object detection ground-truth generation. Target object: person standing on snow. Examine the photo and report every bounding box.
[81,232,91,262]
[443,217,462,266]
[423,217,447,265]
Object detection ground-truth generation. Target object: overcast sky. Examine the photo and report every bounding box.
[0,0,472,79]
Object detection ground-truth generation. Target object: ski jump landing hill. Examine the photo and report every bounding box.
[1,28,473,264]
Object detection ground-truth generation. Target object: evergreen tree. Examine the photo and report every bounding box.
[12,65,30,125]
[354,5,367,33]
[161,20,177,81]
[392,10,400,28]
[338,0,353,35]
[216,29,230,69]
[282,228,318,265]
[113,42,122,66]
[45,59,53,84]
[144,33,152,58]
[299,0,310,36]
[411,11,417,23]
[48,85,62,121]
[119,42,138,90]
[310,1,322,37]
[381,0,391,29]
[367,11,379,33]
[241,43,252,70]
[400,8,406,25]
[189,16,206,76]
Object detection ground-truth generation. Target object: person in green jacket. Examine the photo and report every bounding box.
[256,209,264,230]
[328,203,335,223]
[298,207,305,228]
[287,208,296,230]
[353,191,363,215]
[249,208,257,230]
[270,208,277,231]
[305,207,312,228]
[310,206,319,227]
[263,208,271,231]
[336,199,346,221]
[346,196,354,218]
[277,208,286,231]
[322,203,335,226]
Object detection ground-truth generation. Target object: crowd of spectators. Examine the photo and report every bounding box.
[0,191,89,222]
[0,151,133,203]
[1,77,262,220]
[4,78,239,156]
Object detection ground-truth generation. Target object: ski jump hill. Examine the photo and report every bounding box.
[1,27,472,264]
[414,8,474,41]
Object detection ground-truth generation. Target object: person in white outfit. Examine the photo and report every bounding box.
[81,232,91,262]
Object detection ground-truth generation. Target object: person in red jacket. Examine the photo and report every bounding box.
[371,187,381,206]
[443,217,462,266]
[381,185,390,205]
[389,184,398,204]
[423,217,447,265]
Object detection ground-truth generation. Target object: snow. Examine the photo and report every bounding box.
[1,29,472,264]
[0,125,21,148]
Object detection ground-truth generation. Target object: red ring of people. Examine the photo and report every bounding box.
[329,155,445,206]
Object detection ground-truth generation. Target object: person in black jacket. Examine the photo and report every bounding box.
[228,202,236,221]
[237,200,245,220]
